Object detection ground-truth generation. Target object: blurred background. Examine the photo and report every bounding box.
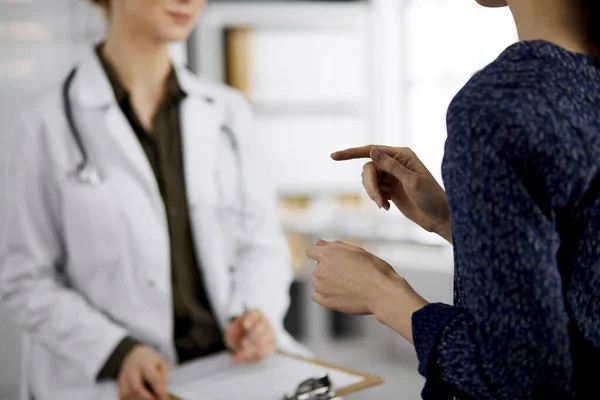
[0,0,516,399]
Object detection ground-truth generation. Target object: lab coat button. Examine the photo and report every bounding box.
[148,279,156,287]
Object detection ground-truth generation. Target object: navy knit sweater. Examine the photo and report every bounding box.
[411,40,600,399]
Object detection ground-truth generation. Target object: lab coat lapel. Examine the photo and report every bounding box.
[73,49,161,200]
[180,95,222,205]
[103,106,161,199]
[180,92,231,327]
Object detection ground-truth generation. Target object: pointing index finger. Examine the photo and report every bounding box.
[331,145,396,161]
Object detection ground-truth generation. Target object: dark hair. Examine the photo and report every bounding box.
[582,0,600,63]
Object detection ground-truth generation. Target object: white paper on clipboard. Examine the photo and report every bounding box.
[167,351,365,400]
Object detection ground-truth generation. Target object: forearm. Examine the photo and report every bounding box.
[411,303,573,398]
[371,275,429,345]
[0,278,129,380]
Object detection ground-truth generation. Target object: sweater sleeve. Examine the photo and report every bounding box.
[411,109,574,399]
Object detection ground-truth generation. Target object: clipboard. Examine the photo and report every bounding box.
[168,350,383,400]
[277,350,383,398]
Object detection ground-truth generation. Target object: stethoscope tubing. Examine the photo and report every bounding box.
[62,66,245,209]
[62,67,89,174]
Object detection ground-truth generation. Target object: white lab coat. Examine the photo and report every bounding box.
[0,49,308,400]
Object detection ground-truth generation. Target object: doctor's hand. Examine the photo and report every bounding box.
[117,345,171,400]
[331,145,452,243]
[225,309,277,364]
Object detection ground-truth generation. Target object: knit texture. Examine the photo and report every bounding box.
[412,40,600,400]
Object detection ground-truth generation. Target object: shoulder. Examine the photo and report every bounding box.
[445,58,558,173]
[442,46,594,209]
[451,61,552,135]
[5,86,63,171]
[21,81,64,124]
[445,50,562,158]
[10,82,65,152]
[444,40,596,146]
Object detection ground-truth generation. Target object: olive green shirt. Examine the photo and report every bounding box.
[95,45,225,380]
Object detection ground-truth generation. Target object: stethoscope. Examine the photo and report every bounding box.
[62,67,103,186]
[62,66,245,212]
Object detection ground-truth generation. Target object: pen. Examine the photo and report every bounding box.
[242,303,252,342]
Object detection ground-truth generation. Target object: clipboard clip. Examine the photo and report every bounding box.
[281,374,335,400]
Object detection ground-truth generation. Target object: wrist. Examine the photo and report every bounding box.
[371,275,428,345]
[372,274,419,319]
[371,274,401,316]
[434,219,452,244]
[97,337,141,381]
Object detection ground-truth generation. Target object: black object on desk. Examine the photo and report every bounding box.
[282,375,334,400]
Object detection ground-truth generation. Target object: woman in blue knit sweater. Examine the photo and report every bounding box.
[307,0,600,398]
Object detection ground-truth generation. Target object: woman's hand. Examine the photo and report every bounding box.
[307,240,397,314]
[331,145,452,243]
[224,309,277,364]
[117,345,171,400]
[307,240,428,344]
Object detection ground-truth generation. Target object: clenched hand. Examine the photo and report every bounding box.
[224,309,277,364]
[117,345,171,400]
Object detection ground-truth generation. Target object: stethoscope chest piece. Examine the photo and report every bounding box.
[71,164,103,186]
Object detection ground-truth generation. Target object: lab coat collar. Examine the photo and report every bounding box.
[73,47,217,108]
[173,64,220,103]
[72,48,116,108]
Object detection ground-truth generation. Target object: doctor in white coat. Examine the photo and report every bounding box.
[0,0,307,399]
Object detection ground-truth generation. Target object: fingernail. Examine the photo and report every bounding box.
[372,148,384,161]
[373,197,383,209]
[383,202,390,211]
[317,239,327,245]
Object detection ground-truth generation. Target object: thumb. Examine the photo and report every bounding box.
[159,358,171,375]
[370,148,413,184]
[225,319,243,348]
